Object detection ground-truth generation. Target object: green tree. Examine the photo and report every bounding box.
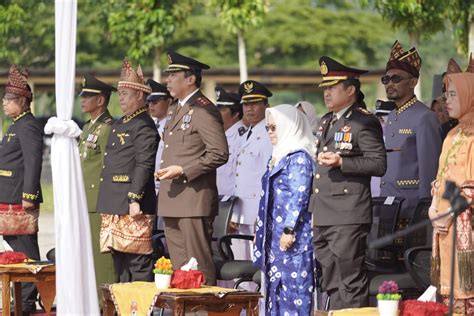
[446,0,473,54]
[0,1,54,67]
[208,0,269,82]
[103,0,194,81]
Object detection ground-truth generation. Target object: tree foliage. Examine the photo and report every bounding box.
[361,0,447,45]
[208,0,269,34]
[0,1,54,67]
[103,0,194,63]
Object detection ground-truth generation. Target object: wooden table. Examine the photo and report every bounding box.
[0,264,55,316]
[101,284,261,316]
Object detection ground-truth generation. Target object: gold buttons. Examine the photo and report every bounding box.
[100,178,103,182]
[82,141,85,144]
[315,174,320,179]
[323,146,328,151]
[104,152,108,156]
[160,160,164,164]
[169,132,173,135]
[183,180,187,184]
[314,188,319,193]
[91,184,95,188]
[102,165,105,169]
[165,144,169,148]
[112,143,115,146]
[343,188,348,194]
[112,129,116,133]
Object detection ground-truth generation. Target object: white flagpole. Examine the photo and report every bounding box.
[44,0,100,313]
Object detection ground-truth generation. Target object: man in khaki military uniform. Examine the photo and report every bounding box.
[157,52,228,285]
[78,74,117,298]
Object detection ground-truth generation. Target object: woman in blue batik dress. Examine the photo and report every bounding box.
[253,104,316,315]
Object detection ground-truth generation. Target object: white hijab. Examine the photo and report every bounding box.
[265,104,316,165]
[295,101,319,134]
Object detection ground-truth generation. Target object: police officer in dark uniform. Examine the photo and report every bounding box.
[0,65,43,312]
[78,75,117,298]
[309,56,387,309]
[96,58,159,282]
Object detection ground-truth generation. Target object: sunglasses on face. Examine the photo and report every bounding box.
[265,124,276,132]
[381,74,413,85]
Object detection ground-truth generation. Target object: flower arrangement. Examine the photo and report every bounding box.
[153,256,173,275]
[377,280,402,301]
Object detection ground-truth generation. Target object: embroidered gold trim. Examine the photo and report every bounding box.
[13,110,30,122]
[0,170,13,177]
[112,175,130,182]
[123,107,146,123]
[397,179,420,186]
[399,128,413,135]
[127,192,144,200]
[396,96,417,115]
[22,191,39,200]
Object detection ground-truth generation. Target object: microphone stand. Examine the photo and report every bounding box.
[368,181,471,316]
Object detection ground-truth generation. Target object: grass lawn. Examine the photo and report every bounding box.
[41,181,54,213]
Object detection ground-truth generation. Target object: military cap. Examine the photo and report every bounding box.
[239,80,272,103]
[386,40,422,78]
[165,51,210,73]
[318,56,368,87]
[146,79,170,102]
[215,86,240,108]
[375,100,396,117]
[79,74,116,97]
[5,65,32,100]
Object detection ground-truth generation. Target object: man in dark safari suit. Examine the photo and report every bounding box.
[0,65,43,312]
[157,52,228,285]
[96,58,159,282]
[78,74,117,299]
[309,56,387,309]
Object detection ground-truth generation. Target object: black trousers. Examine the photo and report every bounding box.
[111,250,153,283]
[4,234,41,310]
[313,224,370,310]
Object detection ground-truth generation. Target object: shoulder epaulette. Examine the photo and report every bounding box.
[103,117,114,125]
[356,107,372,115]
[196,97,211,107]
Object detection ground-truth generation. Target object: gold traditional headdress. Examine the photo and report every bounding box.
[5,65,32,100]
[117,57,151,94]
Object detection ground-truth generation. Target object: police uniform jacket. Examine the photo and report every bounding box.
[96,108,159,215]
[0,111,43,204]
[217,120,246,196]
[158,91,229,218]
[79,110,114,213]
[380,100,442,216]
[309,104,387,226]
[233,119,273,225]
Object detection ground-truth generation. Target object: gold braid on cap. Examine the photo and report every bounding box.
[5,65,32,100]
[118,57,152,94]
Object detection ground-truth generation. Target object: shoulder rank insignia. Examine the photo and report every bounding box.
[356,107,372,115]
[196,97,210,106]
[103,117,113,124]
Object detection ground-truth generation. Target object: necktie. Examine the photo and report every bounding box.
[246,126,253,140]
[329,114,338,129]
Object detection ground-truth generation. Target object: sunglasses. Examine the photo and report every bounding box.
[265,124,276,132]
[381,75,413,85]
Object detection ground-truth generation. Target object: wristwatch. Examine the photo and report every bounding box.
[284,227,295,235]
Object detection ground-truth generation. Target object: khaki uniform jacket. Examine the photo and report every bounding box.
[158,91,229,218]
[96,108,159,215]
[79,110,114,213]
[309,105,387,226]
[0,111,43,204]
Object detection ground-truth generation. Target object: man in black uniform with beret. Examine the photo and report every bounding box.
[96,58,159,282]
[309,56,387,309]
[0,65,43,312]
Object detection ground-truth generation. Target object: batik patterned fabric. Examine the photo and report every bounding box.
[253,150,315,315]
